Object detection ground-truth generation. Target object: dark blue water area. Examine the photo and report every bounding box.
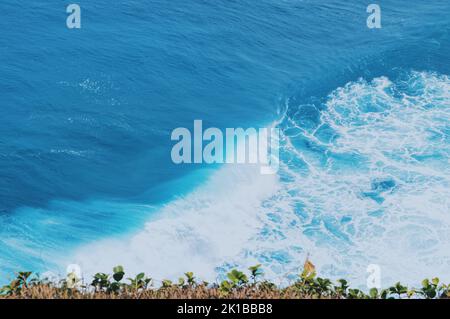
[0,0,449,278]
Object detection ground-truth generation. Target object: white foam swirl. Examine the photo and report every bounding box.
[69,71,450,288]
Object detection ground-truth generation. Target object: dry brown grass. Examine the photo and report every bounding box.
[0,284,335,299]
[2,261,449,299]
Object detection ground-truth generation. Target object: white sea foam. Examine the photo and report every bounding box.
[271,71,450,287]
[69,71,450,288]
[68,163,280,284]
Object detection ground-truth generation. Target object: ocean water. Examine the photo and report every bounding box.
[0,1,449,287]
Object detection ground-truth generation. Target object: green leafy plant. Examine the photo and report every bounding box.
[218,269,249,295]
[219,280,233,295]
[161,280,173,288]
[2,262,450,299]
[347,288,367,299]
[227,269,248,286]
[389,282,408,298]
[418,278,439,299]
[108,265,125,292]
[185,272,196,286]
[113,266,125,282]
[369,288,379,299]
[334,279,349,298]
[0,272,33,295]
[248,264,263,284]
[91,273,110,291]
[127,272,151,290]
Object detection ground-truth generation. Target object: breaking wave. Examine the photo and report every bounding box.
[71,71,450,288]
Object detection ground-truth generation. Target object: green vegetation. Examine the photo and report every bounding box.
[1,262,449,299]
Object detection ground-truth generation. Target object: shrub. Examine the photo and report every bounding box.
[1,263,449,299]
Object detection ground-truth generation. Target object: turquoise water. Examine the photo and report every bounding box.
[0,1,449,286]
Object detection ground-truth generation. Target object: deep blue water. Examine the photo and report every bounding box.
[0,1,449,286]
